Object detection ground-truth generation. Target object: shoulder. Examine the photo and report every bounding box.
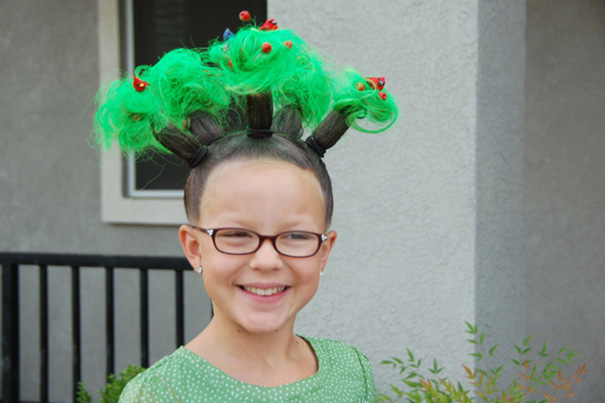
[301,334,374,378]
[301,335,377,402]
[302,335,371,363]
[118,347,200,403]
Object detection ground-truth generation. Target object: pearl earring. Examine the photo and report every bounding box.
[195,266,203,274]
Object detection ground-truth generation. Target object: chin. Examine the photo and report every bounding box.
[238,315,294,335]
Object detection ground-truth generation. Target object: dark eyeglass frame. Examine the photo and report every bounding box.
[191,226,328,258]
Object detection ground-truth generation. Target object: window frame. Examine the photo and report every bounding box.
[97,0,187,225]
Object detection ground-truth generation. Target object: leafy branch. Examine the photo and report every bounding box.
[378,323,587,403]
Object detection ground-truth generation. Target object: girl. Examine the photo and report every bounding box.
[95,14,397,402]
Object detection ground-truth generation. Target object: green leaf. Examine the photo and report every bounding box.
[568,350,579,359]
[558,346,568,354]
[465,321,477,335]
[377,393,392,402]
[523,334,533,346]
[390,385,403,395]
[405,371,419,380]
[76,382,93,403]
[489,344,499,356]
[403,379,420,388]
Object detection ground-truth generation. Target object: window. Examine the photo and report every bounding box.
[98,0,266,224]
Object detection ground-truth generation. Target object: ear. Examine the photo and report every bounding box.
[318,230,337,273]
[179,225,203,270]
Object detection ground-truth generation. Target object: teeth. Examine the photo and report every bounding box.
[243,286,286,296]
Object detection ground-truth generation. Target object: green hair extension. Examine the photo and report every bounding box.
[145,48,230,125]
[332,68,398,133]
[94,67,167,153]
[94,19,399,157]
[94,50,232,154]
[208,26,333,127]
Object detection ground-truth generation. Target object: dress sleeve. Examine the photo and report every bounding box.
[118,373,178,403]
[354,347,378,403]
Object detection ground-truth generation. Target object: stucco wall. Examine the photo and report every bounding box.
[273,0,526,393]
[525,1,605,401]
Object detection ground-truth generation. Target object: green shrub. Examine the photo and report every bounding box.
[378,322,587,403]
[76,365,146,403]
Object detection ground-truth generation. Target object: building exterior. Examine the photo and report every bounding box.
[0,0,603,401]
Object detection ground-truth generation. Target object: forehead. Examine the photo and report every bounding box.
[200,158,326,225]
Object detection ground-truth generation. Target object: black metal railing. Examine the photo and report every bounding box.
[0,252,198,403]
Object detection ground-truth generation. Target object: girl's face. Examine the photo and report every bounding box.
[181,159,337,335]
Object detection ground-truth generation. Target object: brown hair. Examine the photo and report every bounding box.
[160,93,351,227]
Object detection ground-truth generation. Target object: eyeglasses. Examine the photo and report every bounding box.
[191,226,328,258]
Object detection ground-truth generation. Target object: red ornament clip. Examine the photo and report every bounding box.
[259,18,278,31]
[366,77,385,91]
[239,10,251,22]
[133,76,149,92]
[261,42,272,53]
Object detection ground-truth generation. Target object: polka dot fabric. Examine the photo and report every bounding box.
[119,335,376,402]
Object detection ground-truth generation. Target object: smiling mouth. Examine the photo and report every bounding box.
[241,286,287,296]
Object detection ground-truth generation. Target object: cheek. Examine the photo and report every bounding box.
[295,259,323,285]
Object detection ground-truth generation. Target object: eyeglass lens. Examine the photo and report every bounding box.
[213,229,321,257]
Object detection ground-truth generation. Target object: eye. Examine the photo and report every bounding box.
[282,232,315,241]
[217,229,254,239]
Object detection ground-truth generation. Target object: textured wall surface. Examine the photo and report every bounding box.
[271,0,526,394]
[525,1,605,401]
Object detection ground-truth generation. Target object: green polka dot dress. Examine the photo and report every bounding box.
[119,335,376,402]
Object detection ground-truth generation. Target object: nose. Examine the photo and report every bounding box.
[249,238,283,271]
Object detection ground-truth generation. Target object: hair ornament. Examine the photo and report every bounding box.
[247,128,274,139]
[94,11,399,171]
[223,28,234,41]
[133,76,149,92]
[261,42,272,53]
[187,147,208,168]
[330,69,397,133]
[365,77,385,91]
[239,10,251,22]
[259,18,278,31]
[95,70,166,152]
[305,135,326,158]
[207,23,332,127]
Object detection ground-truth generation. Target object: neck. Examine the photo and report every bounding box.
[193,314,297,361]
[186,316,317,386]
